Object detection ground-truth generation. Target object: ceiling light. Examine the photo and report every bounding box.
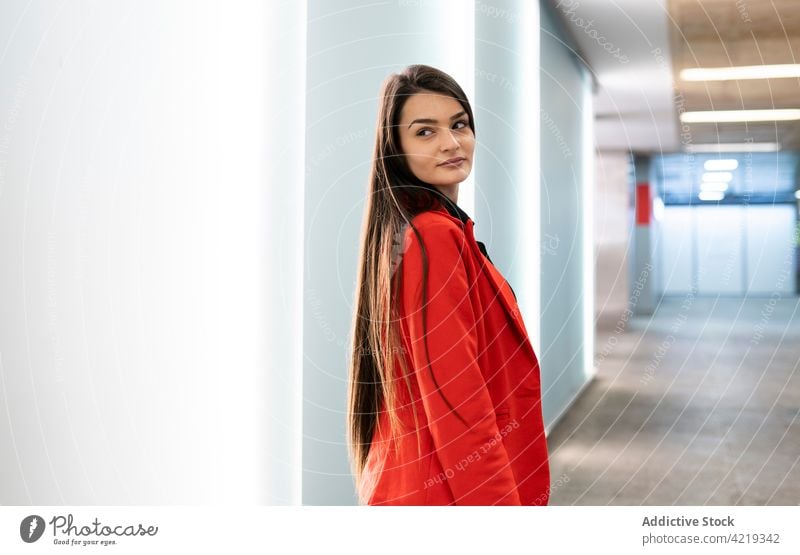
[684,142,781,153]
[703,159,738,171]
[700,182,729,192]
[795,190,800,200]
[702,171,733,182]
[698,191,725,201]
[680,64,800,81]
[680,109,800,123]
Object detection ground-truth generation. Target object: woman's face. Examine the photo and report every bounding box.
[397,92,475,188]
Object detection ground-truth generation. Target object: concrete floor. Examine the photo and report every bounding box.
[547,296,800,505]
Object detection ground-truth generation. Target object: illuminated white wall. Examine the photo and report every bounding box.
[539,1,595,431]
[696,206,745,295]
[474,0,541,356]
[594,152,632,318]
[0,1,305,504]
[746,206,796,294]
[661,207,694,295]
[661,205,796,297]
[265,1,306,505]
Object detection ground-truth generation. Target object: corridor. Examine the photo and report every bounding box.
[548,296,800,505]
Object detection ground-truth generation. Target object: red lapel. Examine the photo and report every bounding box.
[429,206,538,363]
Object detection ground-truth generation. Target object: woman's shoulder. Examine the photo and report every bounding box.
[399,209,469,261]
[407,208,464,235]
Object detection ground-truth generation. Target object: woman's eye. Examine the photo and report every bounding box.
[417,121,469,137]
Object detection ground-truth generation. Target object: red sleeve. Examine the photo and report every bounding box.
[399,220,521,505]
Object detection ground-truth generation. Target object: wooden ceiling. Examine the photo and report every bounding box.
[668,0,800,150]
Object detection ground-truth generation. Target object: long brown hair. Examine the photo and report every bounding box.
[346,64,476,502]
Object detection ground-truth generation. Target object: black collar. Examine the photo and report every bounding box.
[430,191,517,301]
[441,198,471,224]
[432,192,498,265]
[431,190,471,224]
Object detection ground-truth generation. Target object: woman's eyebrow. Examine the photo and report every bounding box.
[407,110,466,129]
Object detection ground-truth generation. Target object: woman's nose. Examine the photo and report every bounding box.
[440,127,460,149]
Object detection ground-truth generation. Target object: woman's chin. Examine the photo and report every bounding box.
[433,168,471,182]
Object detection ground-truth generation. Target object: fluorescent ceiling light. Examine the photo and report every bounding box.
[680,109,800,123]
[700,182,729,192]
[684,142,781,153]
[699,191,725,201]
[703,159,738,171]
[702,171,733,182]
[680,64,800,81]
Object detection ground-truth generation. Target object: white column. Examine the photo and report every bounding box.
[262,0,307,505]
[0,0,305,504]
[582,68,595,380]
[474,0,541,354]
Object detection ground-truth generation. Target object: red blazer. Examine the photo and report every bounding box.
[359,200,550,505]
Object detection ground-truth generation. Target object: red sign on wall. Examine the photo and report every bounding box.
[635,183,650,226]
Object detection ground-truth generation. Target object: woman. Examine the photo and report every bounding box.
[347,64,550,505]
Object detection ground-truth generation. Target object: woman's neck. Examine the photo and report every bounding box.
[433,184,458,205]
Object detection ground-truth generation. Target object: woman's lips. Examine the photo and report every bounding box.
[439,157,466,167]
